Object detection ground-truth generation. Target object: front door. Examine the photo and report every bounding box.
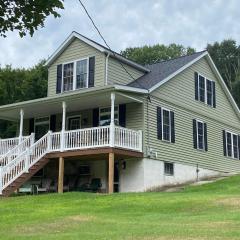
[35,116,50,140]
[68,116,81,130]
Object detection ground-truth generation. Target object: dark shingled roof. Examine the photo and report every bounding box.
[128,51,207,90]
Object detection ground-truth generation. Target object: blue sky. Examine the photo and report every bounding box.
[0,0,239,68]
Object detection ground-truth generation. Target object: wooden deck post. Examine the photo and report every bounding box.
[58,157,64,193]
[108,152,114,194]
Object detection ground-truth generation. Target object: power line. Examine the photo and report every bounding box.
[77,0,149,89]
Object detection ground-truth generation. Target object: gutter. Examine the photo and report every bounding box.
[105,53,110,85]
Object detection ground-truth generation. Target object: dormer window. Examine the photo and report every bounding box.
[56,56,95,94]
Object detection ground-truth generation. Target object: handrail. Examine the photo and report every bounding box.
[0,134,34,166]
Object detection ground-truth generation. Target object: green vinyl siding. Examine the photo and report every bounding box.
[48,38,106,97]
[108,57,144,85]
[126,102,143,131]
[143,56,240,173]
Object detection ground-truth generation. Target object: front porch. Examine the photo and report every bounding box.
[0,88,144,195]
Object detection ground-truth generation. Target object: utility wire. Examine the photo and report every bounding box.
[77,0,149,90]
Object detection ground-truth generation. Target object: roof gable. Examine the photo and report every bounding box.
[45,31,149,72]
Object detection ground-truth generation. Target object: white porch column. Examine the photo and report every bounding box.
[61,101,66,152]
[110,93,115,147]
[19,109,24,143]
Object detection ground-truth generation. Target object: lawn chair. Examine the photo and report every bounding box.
[82,178,102,192]
[38,178,52,193]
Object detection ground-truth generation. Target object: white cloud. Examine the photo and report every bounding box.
[0,0,239,68]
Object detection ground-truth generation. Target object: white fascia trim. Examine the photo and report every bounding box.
[206,53,240,114]
[45,32,106,67]
[114,84,148,94]
[149,51,208,92]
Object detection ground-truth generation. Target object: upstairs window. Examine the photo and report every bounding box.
[194,72,216,108]
[223,130,240,159]
[76,59,88,89]
[157,107,175,143]
[193,119,208,151]
[56,57,95,94]
[63,63,74,91]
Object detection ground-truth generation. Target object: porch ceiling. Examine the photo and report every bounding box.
[0,88,143,121]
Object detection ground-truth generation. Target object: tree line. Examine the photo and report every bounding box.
[0,39,240,137]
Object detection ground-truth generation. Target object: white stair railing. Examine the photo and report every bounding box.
[0,136,28,156]
[0,133,35,166]
[0,132,49,193]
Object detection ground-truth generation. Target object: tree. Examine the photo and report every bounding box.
[121,43,195,65]
[207,40,240,91]
[0,61,48,138]
[0,0,64,37]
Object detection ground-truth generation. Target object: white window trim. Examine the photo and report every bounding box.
[225,130,239,159]
[197,73,215,107]
[61,57,90,93]
[161,107,171,142]
[99,105,119,126]
[196,119,205,150]
[67,115,81,130]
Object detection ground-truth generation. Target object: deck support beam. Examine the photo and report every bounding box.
[58,157,64,193]
[108,152,114,194]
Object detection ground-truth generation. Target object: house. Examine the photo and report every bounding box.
[0,31,239,196]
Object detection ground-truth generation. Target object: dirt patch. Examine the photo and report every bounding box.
[127,236,223,240]
[15,215,94,236]
[216,197,240,207]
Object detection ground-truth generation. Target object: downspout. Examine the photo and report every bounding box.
[105,53,110,85]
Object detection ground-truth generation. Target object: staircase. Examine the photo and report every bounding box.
[0,132,50,196]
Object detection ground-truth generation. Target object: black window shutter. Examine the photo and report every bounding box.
[50,115,56,132]
[56,64,62,94]
[204,123,208,151]
[157,107,162,140]
[119,104,126,127]
[88,57,95,88]
[29,118,34,135]
[194,72,199,100]
[193,119,197,149]
[92,108,99,127]
[223,130,227,156]
[212,81,216,108]
[170,111,175,143]
[238,135,240,160]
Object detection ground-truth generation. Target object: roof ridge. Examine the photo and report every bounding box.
[146,50,207,67]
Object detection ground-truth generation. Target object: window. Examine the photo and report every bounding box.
[56,57,95,94]
[76,59,88,89]
[197,121,204,150]
[164,162,174,176]
[195,72,216,107]
[224,131,239,159]
[68,116,81,130]
[99,106,119,126]
[63,63,74,91]
[34,116,50,140]
[157,107,175,143]
[193,119,208,151]
[162,109,170,141]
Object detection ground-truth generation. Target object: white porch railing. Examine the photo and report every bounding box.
[0,136,28,156]
[0,126,142,194]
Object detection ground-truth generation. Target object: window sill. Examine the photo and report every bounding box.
[195,99,215,109]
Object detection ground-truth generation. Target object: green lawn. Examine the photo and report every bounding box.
[1,176,240,240]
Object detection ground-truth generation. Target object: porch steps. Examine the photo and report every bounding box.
[1,157,49,197]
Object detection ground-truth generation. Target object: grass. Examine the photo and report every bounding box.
[1,176,240,240]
